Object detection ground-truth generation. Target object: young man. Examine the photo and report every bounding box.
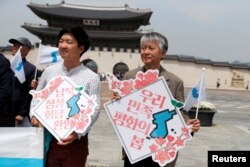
[116,32,200,167]
[0,53,14,127]
[9,37,36,126]
[31,26,101,167]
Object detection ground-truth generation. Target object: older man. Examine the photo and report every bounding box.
[116,32,200,167]
[9,37,36,126]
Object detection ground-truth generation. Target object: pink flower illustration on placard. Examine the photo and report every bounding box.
[106,70,160,97]
[41,89,50,100]
[105,72,133,96]
[155,137,166,145]
[111,80,121,90]
[144,70,158,83]
[71,97,97,133]
[134,71,158,89]
[120,80,133,95]
[149,128,191,166]
[30,76,64,101]
[49,76,63,92]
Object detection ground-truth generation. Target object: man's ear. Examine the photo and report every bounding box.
[163,50,167,55]
[161,50,167,60]
[79,45,85,53]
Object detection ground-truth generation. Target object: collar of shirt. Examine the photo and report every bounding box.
[142,65,164,75]
[62,63,83,76]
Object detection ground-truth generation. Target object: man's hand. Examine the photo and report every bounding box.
[31,79,38,89]
[15,115,24,123]
[111,92,121,101]
[31,116,42,127]
[58,132,78,146]
[187,119,200,133]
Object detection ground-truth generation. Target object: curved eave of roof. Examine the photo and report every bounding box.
[164,55,179,60]
[230,64,250,70]
[28,2,152,21]
[178,55,196,62]
[212,62,231,67]
[22,24,144,38]
[21,25,59,35]
[195,58,213,65]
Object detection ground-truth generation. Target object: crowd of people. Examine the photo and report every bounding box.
[0,26,200,167]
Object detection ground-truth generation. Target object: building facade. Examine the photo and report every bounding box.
[3,48,249,90]
[22,1,152,51]
[11,1,249,90]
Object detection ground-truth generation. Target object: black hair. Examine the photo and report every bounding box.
[57,26,90,56]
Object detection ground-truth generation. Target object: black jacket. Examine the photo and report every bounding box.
[11,58,36,117]
[0,54,15,126]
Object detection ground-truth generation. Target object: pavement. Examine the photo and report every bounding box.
[85,83,250,167]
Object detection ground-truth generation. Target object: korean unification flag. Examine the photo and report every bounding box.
[0,127,44,167]
[10,47,26,84]
[183,77,206,111]
[39,44,61,65]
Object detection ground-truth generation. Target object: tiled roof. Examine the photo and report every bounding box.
[212,61,231,67]
[178,55,196,62]
[21,24,144,38]
[28,2,152,23]
[230,63,250,69]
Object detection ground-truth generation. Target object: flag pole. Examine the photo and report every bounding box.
[192,67,205,142]
[195,67,206,119]
[34,40,42,80]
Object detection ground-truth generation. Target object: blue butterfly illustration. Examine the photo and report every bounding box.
[192,87,199,98]
[15,61,23,72]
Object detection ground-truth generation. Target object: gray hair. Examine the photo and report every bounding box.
[140,32,168,53]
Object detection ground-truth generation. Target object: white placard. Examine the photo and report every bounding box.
[105,77,192,166]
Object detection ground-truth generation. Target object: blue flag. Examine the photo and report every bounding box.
[38,44,61,65]
[183,74,206,111]
[10,47,26,83]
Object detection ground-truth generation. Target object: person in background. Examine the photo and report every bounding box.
[30,26,101,167]
[9,37,36,126]
[0,53,14,127]
[113,32,200,167]
[216,78,220,88]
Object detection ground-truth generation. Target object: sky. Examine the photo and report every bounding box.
[1,0,250,63]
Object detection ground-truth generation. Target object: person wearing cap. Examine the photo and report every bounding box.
[30,26,101,167]
[112,32,200,167]
[0,53,14,127]
[9,37,36,126]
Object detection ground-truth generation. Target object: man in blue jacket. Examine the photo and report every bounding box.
[9,37,36,126]
[0,53,14,127]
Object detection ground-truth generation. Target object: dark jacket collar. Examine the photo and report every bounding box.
[22,57,27,62]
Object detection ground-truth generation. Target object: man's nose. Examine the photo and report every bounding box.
[59,41,67,48]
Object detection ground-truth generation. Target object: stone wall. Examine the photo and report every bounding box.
[2,48,250,90]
